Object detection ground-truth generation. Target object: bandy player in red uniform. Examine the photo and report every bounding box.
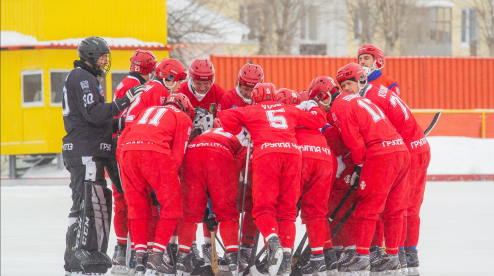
[338,63,431,275]
[177,59,226,116]
[219,83,327,276]
[327,69,410,275]
[275,89,337,276]
[118,93,194,276]
[218,63,264,111]
[358,45,401,97]
[110,49,156,274]
[175,122,250,276]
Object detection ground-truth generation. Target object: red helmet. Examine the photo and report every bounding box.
[308,76,339,102]
[298,90,310,102]
[238,64,264,88]
[358,45,385,69]
[336,63,367,86]
[276,88,300,105]
[251,83,276,104]
[163,93,195,120]
[130,50,157,75]
[155,58,188,82]
[188,59,215,82]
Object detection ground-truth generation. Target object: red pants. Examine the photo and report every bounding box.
[355,151,410,255]
[327,158,357,248]
[252,153,302,250]
[112,183,129,245]
[178,148,240,251]
[120,150,183,252]
[299,157,333,254]
[403,150,431,248]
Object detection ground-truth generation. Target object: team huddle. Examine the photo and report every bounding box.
[62,37,430,276]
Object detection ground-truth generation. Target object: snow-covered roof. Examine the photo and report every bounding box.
[416,0,455,8]
[0,31,184,50]
[167,0,249,44]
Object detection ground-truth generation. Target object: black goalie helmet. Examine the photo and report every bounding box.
[78,36,112,77]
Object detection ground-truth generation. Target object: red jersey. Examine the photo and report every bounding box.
[361,84,430,156]
[177,81,226,116]
[328,93,407,166]
[322,125,350,158]
[295,128,332,161]
[113,74,145,118]
[188,127,248,166]
[367,70,400,97]
[218,87,251,112]
[218,101,327,160]
[124,79,169,128]
[118,105,193,170]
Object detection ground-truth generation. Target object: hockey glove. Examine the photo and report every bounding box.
[350,164,362,189]
[295,100,318,112]
[151,190,159,206]
[203,206,218,232]
[126,84,146,102]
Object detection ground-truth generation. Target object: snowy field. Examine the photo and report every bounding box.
[2,181,494,276]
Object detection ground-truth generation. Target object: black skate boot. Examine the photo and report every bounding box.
[405,249,419,276]
[369,246,384,268]
[338,249,370,276]
[335,248,345,261]
[111,243,129,275]
[132,251,147,276]
[398,250,408,275]
[239,244,252,269]
[191,242,202,267]
[128,249,137,276]
[202,243,213,265]
[170,244,179,264]
[265,236,284,276]
[146,251,175,276]
[176,250,195,276]
[217,251,239,276]
[323,248,338,275]
[276,251,292,276]
[301,254,326,276]
[370,254,401,276]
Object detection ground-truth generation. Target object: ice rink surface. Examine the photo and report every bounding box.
[2,181,493,276]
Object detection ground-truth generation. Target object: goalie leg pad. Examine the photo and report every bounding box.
[71,248,112,274]
[64,223,78,272]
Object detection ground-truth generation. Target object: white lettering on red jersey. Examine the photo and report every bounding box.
[328,93,407,165]
[124,80,169,128]
[361,84,430,155]
[118,105,192,169]
[218,101,327,160]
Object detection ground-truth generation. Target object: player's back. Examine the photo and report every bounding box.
[362,84,429,155]
[188,127,246,160]
[368,71,400,97]
[124,80,169,127]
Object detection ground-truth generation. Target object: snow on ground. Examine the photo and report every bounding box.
[3,136,494,179]
[2,181,493,276]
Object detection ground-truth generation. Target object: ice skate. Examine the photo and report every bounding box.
[176,250,195,276]
[202,243,213,265]
[370,254,401,276]
[128,249,137,276]
[337,250,370,276]
[405,249,419,276]
[191,242,203,267]
[216,251,239,276]
[369,246,384,267]
[276,251,292,276]
[265,236,284,276]
[323,248,338,275]
[301,254,326,276]
[398,250,408,275]
[133,251,148,276]
[145,251,175,276]
[239,244,253,268]
[111,243,129,275]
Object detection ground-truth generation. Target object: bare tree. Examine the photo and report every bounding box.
[345,0,377,45]
[374,0,418,55]
[242,0,310,54]
[471,0,494,56]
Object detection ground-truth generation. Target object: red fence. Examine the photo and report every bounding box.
[210,55,494,109]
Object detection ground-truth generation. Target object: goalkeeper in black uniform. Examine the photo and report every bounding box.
[62,36,144,276]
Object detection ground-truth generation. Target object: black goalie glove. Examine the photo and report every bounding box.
[203,206,218,232]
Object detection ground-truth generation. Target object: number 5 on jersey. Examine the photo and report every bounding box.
[266,109,288,129]
[138,107,167,126]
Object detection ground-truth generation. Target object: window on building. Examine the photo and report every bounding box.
[429,7,451,44]
[50,70,70,105]
[22,70,43,107]
[111,72,128,100]
[300,6,318,41]
[461,8,478,51]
